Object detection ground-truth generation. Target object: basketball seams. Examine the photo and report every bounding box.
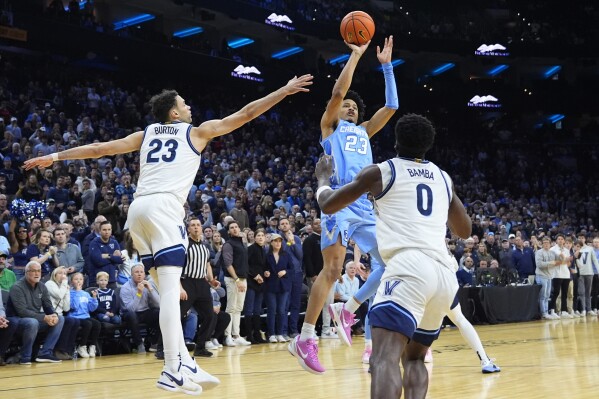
[350,15,359,44]
[341,11,374,45]
[354,19,372,42]
[353,11,374,24]
[342,16,352,43]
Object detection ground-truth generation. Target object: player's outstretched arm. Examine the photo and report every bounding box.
[194,74,313,144]
[315,154,382,214]
[363,35,398,138]
[447,185,471,239]
[321,41,370,138]
[23,131,144,170]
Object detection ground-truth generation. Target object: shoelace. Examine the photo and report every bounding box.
[344,311,357,326]
[304,339,320,362]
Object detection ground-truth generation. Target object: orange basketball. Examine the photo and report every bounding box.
[340,11,375,45]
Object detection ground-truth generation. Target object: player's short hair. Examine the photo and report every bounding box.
[150,89,179,122]
[96,271,109,280]
[394,113,436,158]
[344,90,366,124]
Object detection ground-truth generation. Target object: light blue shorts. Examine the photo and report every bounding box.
[320,197,377,253]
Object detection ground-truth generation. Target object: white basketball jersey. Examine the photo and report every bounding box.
[136,122,202,205]
[374,157,453,262]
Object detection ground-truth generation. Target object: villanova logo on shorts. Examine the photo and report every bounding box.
[384,280,401,296]
[323,215,338,241]
[179,225,186,239]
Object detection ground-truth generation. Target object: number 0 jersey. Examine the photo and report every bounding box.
[136,122,202,205]
[374,157,453,262]
[321,120,372,192]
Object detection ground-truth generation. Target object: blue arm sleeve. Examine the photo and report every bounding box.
[382,63,399,109]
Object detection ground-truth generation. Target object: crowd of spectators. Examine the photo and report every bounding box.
[451,231,599,321]
[383,0,599,46]
[239,0,599,47]
[28,0,599,68]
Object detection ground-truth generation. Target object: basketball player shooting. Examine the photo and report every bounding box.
[288,35,397,374]
[314,114,472,399]
[24,73,313,396]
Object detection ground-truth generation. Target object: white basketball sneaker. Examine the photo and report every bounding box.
[156,367,202,396]
[180,358,221,390]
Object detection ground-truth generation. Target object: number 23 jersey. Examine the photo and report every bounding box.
[321,120,372,193]
[374,157,453,261]
[136,122,202,205]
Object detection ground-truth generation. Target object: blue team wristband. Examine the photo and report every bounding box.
[382,63,399,110]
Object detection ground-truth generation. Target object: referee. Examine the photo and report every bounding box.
[180,217,220,358]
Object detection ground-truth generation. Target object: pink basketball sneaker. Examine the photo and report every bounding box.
[288,336,325,375]
[328,302,356,346]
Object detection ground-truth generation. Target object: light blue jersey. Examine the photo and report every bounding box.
[320,120,376,252]
[321,120,373,190]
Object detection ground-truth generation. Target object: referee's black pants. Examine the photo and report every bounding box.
[180,278,215,350]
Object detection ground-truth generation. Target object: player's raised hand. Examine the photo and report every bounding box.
[377,35,393,64]
[315,154,334,182]
[345,40,371,56]
[24,154,54,170]
[282,74,313,95]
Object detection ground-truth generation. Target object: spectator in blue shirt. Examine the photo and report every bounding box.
[115,174,136,203]
[119,264,160,354]
[457,257,475,287]
[279,217,303,338]
[70,272,101,358]
[47,175,70,211]
[0,157,21,195]
[26,229,58,277]
[223,188,236,212]
[81,215,106,273]
[512,236,536,281]
[88,221,122,287]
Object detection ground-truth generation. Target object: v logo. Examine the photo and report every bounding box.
[384,280,401,296]
[321,214,338,242]
[179,225,186,240]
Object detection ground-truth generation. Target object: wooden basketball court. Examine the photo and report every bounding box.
[1,317,597,398]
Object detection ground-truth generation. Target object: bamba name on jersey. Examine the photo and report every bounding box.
[407,168,434,180]
[154,126,179,135]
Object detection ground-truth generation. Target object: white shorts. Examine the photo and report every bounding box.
[369,249,458,346]
[127,194,187,270]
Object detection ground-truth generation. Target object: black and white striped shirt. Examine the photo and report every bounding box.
[184,239,210,279]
